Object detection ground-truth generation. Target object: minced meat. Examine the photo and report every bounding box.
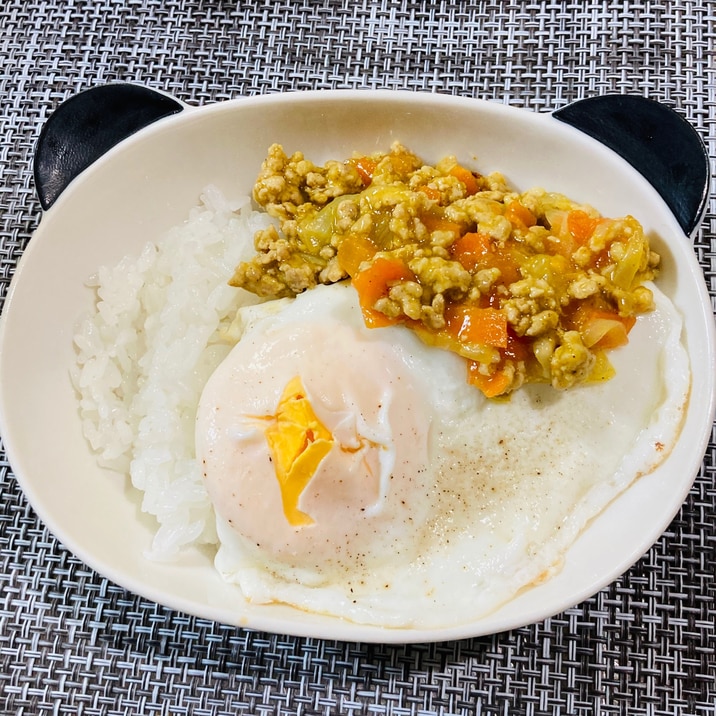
[230,142,660,397]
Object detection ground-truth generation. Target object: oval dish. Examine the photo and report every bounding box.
[0,89,714,643]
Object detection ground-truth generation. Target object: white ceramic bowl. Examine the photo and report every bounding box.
[1,88,714,643]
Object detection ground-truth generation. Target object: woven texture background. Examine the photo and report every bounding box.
[1,1,715,714]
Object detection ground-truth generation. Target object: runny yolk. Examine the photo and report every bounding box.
[263,376,333,527]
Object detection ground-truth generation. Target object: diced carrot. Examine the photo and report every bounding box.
[421,211,462,236]
[595,323,629,349]
[445,304,508,348]
[337,234,379,277]
[504,200,536,229]
[502,328,530,363]
[450,232,522,284]
[623,314,636,333]
[587,313,635,349]
[351,157,377,186]
[352,257,415,328]
[466,361,512,398]
[567,209,598,245]
[449,165,480,195]
[493,250,522,285]
[449,231,491,271]
[570,303,636,349]
[418,185,442,202]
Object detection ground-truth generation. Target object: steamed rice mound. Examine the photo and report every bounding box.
[71,187,270,559]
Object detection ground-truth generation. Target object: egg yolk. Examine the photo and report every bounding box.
[262,376,333,527]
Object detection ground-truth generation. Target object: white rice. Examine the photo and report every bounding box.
[71,186,271,560]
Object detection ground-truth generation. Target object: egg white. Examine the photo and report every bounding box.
[195,280,689,628]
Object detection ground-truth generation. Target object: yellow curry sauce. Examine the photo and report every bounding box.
[230,142,659,397]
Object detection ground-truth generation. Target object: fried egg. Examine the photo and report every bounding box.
[195,281,689,628]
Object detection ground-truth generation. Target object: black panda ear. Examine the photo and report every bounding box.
[554,95,709,237]
[34,83,185,211]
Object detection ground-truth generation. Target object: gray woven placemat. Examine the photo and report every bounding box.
[1,1,714,714]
